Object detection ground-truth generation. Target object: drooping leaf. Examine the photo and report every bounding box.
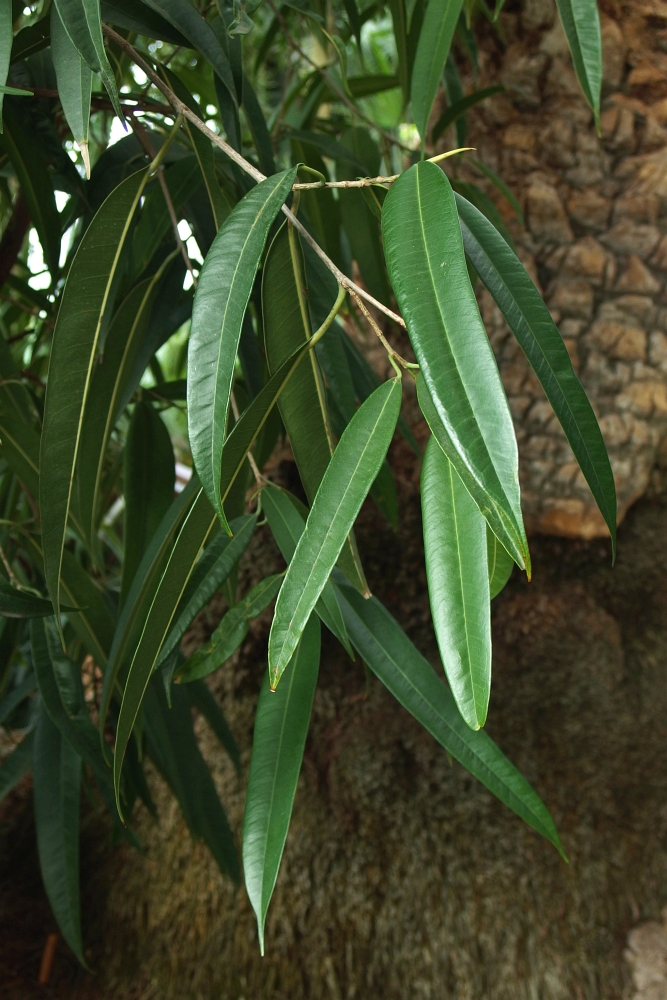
[186,679,241,774]
[0,100,61,276]
[333,574,565,857]
[243,73,276,176]
[101,0,190,44]
[382,162,529,571]
[555,0,602,128]
[51,4,92,174]
[0,729,34,802]
[487,525,513,600]
[121,401,176,603]
[422,437,491,731]
[243,615,320,955]
[33,699,84,964]
[0,580,72,619]
[158,514,257,667]
[411,0,464,142]
[268,377,401,689]
[188,167,297,528]
[455,191,616,552]
[130,156,202,277]
[263,222,368,595]
[179,573,283,683]
[40,168,148,623]
[0,0,12,128]
[261,483,353,657]
[53,0,123,120]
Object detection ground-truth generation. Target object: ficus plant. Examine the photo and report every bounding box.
[0,0,611,962]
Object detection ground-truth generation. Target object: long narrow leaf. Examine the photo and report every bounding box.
[422,437,491,730]
[333,574,565,857]
[51,4,92,174]
[455,191,616,552]
[268,377,401,688]
[383,162,529,570]
[411,0,464,142]
[53,0,122,119]
[188,167,297,527]
[0,0,12,127]
[40,169,148,625]
[555,0,602,128]
[243,615,321,954]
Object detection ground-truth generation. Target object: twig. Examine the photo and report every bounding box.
[292,149,474,189]
[101,24,407,330]
[349,291,417,375]
[128,112,197,286]
[22,86,173,115]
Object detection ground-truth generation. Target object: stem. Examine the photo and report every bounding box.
[350,291,417,375]
[101,24,407,329]
[292,149,475,190]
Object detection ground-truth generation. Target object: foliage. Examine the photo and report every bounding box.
[0,0,610,961]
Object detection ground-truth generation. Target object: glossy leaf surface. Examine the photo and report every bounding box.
[555,0,602,126]
[456,191,616,551]
[268,377,401,688]
[383,162,528,570]
[411,0,464,141]
[243,615,320,954]
[188,167,296,526]
[422,437,491,730]
[487,526,514,600]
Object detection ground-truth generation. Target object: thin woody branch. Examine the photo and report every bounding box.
[101,24,406,329]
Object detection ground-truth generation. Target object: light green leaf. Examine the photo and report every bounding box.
[51,3,92,174]
[487,525,513,600]
[180,573,283,683]
[261,483,353,657]
[422,437,491,730]
[555,0,602,128]
[268,377,402,688]
[243,614,320,955]
[456,191,616,553]
[263,222,368,595]
[53,0,123,120]
[0,0,12,128]
[40,168,148,625]
[411,0,464,142]
[33,699,84,964]
[382,162,529,571]
[333,573,565,857]
[0,100,61,276]
[158,514,257,667]
[188,167,297,528]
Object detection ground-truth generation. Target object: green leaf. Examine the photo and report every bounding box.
[243,614,320,955]
[53,0,123,120]
[0,580,71,618]
[33,699,84,964]
[268,377,401,688]
[186,679,241,774]
[0,0,12,128]
[422,437,491,730]
[101,0,190,44]
[51,3,92,173]
[158,514,257,667]
[188,167,297,528]
[333,574,565,857]
[143,677,239,880]
[179,573,283,683]
[470,158,524,225]
[263,222,368,595]
[455,191,616,552]
[143,0,237,104]
[382,162,529,571]
[555,0,602,128]
[0,729,33,802]
[432,84,502,142]
[75,269,167,564]
[121,401,176,603]
[487,525,513,600]
[130,156,202,277]
[261,483,353,656]
[40,168,148,624]
[10,16,50,64]
[411,0,464,142]
[242,73,276,176]
[0,100,61,276]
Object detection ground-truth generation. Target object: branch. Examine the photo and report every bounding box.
[292,149,474,189]
[101,24,406,329]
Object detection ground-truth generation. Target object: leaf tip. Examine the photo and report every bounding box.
[77,142,91,180]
